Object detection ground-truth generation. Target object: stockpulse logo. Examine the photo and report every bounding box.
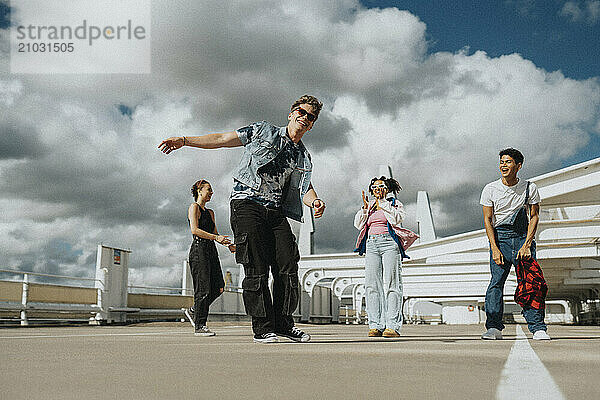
[10,0,151,74]
[16,19,147,46]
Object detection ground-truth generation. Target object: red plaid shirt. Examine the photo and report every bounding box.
[514,258,548,310]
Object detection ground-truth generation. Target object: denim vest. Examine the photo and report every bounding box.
[232,121,313,222]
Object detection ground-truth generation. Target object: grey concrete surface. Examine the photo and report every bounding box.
[1,322,599,400]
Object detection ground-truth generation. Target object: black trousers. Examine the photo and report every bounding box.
[230,199,300,335]
[189,238,225,327]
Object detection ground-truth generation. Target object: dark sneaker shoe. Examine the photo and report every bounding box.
[481,328,502,340]
[194,325,215,337]
[253,332,278,344]
[183,307,195,329]
[277,326,311,343]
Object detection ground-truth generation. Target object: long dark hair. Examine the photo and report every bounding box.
[368,176,402,195]
[191,179,210,201]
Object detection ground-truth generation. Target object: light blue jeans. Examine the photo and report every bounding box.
[365,233,403,332]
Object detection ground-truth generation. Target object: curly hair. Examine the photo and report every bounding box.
[499,148,524,165]
[191,179,210,201]
[368,176,402,195]
[290,95,323,120]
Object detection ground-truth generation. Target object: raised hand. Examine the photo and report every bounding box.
[361,190,369,209]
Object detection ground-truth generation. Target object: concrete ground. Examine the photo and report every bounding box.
[1,322,599,400]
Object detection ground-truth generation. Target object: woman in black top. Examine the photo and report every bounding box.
[187,179,235,336]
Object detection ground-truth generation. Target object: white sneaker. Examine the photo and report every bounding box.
[533,330,551,340]
[481,328,503,340]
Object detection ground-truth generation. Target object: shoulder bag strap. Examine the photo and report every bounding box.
[524,181,530,218]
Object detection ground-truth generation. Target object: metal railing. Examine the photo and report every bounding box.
[128,283,242,295]
[0,268,99,284]
[1,268,245,326]
[0,268,102,326]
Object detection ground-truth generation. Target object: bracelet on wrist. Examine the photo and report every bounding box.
[182,136,186,146]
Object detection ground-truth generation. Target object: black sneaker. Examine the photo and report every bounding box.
[183,307,195,329]
[277,326,311,343]
[253,332,278,344]
[195,325,215,337]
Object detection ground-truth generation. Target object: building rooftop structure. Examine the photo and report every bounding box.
[299,157,600,324]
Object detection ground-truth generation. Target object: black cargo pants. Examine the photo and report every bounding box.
[189,238,225,327]
[230,199,300,335]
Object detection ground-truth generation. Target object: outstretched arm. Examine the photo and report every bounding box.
[158,131,242,154]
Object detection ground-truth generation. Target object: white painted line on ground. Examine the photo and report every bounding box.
[496,325,565,400]
[0,331,190,340]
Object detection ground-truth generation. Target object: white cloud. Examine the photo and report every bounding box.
[1,0,599,287]
[560,1,600,24]
[505,0,536,16]
[0,80,22,106]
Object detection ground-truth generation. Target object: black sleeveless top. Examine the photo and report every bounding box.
[190,205,215,240]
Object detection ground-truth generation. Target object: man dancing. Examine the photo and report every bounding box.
[480,148,550,340]
[159,95,326,343]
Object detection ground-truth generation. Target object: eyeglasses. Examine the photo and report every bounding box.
[293,107,317,122]
[371,184,386,190]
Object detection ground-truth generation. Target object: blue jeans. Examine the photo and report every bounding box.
[365,233,403,332]
[484,227,546,333]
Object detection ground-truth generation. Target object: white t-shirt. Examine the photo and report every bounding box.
[480,178,540,227]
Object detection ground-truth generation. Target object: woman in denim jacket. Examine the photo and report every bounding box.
[354,177,418,338]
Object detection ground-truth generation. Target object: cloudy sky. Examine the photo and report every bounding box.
[1,0,599,288]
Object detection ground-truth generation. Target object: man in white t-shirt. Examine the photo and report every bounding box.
[480,148,550,340]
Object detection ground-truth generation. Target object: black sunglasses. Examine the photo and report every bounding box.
[293,107,317,122]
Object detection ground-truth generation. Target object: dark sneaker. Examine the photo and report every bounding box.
[253,332,278,344]
[183,307,195,329]
[194,325,215,337]
[481,328,502,340]
[277,326,311,343]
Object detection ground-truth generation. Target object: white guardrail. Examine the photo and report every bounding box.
[0,268,243,326]
[0,268,102,325]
